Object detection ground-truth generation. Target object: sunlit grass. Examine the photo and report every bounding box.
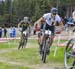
[0,62,33,69]
[0,38,68,69]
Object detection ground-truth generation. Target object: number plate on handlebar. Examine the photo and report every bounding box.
[23,31,27,35]
[45,30,51,35]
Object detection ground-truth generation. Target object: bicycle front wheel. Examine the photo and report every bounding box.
[64,39,74,69]
[64,51,74,69]
[42,38,50,63]
[42,41,47,63]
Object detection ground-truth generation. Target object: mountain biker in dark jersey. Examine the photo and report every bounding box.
[18,17,31,49]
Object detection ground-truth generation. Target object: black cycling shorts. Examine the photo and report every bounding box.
[45,23,55,36]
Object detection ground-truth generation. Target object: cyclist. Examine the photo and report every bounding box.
[72,10,75,32]
[34,7,63,54]
[72,10,75,24]
[18,16,31,49]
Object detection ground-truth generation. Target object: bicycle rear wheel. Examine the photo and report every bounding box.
[64,39,74,69]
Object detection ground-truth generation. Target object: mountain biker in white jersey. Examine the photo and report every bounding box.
[34,7,63,54]
[72,10,75,24]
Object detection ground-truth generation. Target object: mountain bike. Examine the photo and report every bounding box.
[18,31,28,49]
[41,30,51,63]
[64,39,75,69]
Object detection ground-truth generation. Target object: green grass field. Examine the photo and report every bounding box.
[0,38,66,69]
[0,62,32,69]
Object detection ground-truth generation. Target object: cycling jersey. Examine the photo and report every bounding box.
[72,11,75,22]
[43,13,61,35]
[19,20,29,32]
[43,13,61,26]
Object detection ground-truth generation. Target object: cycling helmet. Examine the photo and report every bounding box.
[24,17,29,22]
[51,8,58,14]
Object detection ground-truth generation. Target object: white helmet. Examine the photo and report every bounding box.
[24,17,29,22]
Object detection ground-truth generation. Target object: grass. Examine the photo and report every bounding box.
[0,62,32,69]
[0,42,16,49]
[0,46,65,64]
[48,47,65,63]
[0,38,67,69]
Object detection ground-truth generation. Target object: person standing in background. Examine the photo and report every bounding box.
[4,27,7,37]
[72,10,75,24]
[12,27,16,37]
[0,27,2,38]
[9,26,13,38]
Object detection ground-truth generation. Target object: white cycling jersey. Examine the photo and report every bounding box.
[73,43,75,52]
[43,13,61,26]
[72,11,75,21]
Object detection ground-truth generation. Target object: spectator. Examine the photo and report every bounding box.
[12,27,16,37]
[0,27,2,38]
[72,10,75,24]
[9,27,13,38]
[64,16,68,25]
[4,27,7,37]
[67,17,73,23]
[9,26,16,38]
[33,24,37,35]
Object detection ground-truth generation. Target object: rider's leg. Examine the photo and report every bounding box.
[40,33,45,45]
[21,34,24,48]
[24,29,28,44]
[39,33,45,54]
[50,34,55,47]
[18,34,23,49]
[38,32,41,45]
[46,34,54,54]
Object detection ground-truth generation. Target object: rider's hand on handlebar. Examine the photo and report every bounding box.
[56,29,62,34]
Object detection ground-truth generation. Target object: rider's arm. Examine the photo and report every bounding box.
[18,22,21,28]
[34,13,48,27]
[56,15,63,31]
[72,11,75,21]
[58,21,63,31]
[18,20,23,28]
[34,17,45,28]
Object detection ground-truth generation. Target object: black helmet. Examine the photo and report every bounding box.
[51,8,58,14]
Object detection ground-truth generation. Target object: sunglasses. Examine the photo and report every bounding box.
[52,13,56,15]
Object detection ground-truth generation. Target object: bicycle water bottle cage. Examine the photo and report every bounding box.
[23,31,27,36]
[45,30,51,38]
